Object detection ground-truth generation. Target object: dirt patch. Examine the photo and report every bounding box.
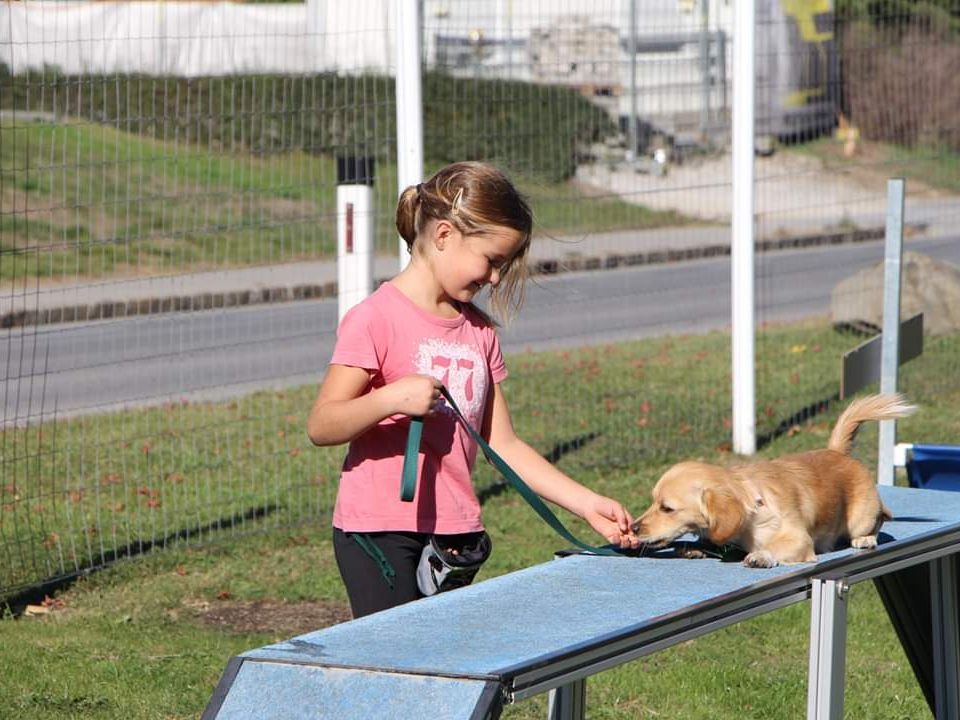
[191,599,352,637]
[576,143,949,226]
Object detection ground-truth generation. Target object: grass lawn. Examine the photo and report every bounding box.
[791,136,960,195]
[0,121,688,284]
[1,319,958,718]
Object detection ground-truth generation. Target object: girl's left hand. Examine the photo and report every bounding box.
[583,494,640,549]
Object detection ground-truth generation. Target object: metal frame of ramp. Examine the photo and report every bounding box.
[203,486,960,719]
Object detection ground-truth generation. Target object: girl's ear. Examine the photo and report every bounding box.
[701,486,745,545]
[432,219,455,251]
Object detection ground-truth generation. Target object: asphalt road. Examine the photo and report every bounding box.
[2,235,958,424]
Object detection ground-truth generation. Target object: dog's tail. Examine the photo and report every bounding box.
[828,393,917,455]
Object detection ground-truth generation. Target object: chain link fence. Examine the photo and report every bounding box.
[2,0,958,600]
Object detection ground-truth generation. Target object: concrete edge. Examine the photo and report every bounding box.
[0,224,924,329]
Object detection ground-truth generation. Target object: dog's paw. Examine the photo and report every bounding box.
[851,535,878,550]
[743,550,779,568]
[677,547,709,559]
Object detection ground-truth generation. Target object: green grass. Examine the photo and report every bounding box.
[3,320,959,594]
[0,121,687,283]
[792,136,960,194]
[1,321,957,718]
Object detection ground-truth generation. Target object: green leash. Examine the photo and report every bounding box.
[400,386,622,557]
[399,416,423,502]
[349,533,396,588]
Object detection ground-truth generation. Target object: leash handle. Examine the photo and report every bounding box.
[400,416,423,502]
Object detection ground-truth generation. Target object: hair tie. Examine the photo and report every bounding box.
[415,183,423,199]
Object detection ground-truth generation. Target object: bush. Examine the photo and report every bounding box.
[839,19,960,151]
[0,66,615,183]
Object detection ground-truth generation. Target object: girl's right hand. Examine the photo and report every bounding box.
[386,374,443,417]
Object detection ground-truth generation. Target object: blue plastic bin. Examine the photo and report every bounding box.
[905,444,960,492]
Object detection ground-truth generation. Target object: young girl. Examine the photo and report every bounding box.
[307,161,639,618]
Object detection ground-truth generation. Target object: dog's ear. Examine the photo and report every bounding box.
[701,486,745,545]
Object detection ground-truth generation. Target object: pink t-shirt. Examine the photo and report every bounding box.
[329,282,508,534]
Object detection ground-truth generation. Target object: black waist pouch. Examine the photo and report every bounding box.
[416,531,492,596]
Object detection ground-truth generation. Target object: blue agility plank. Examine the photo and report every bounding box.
[211,661,498,720]
[203,486,960,718]
[906,444,960,492]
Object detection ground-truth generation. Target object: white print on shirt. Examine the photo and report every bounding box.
[414,339,487,423]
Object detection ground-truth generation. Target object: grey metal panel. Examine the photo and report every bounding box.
[840,312,923,400]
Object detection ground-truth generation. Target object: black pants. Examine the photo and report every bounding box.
[332,528,429,618]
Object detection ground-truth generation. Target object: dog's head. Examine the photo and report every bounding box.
[631,461,752,547]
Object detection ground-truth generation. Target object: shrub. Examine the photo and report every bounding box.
[839,19,960,151]
[0,66,615,183]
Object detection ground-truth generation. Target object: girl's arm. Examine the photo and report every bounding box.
[307,365,442,446]
[484,383,639,549]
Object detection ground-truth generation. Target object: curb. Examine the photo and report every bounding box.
[0,223,925,329]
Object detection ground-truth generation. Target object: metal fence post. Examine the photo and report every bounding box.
[731,0,756,455]
[395,0,424,271]
[878,178,905,486]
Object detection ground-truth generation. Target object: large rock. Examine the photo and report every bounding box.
[831,251,960,335]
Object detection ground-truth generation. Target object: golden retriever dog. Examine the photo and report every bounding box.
[631,394,916,568]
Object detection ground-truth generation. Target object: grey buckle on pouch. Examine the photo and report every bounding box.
[416,532,492,596]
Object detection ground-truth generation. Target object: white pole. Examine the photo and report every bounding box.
[627,0,638,163]
[731,0,756,455]
[877,178,905,486]
[395,0,424,271]
[337,158,375,324]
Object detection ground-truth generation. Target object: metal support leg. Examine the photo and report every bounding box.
[931,558,960,719]
[807,578,849,720]
[547,679,585,720]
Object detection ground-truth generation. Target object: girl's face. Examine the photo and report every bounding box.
[435,223,525,304]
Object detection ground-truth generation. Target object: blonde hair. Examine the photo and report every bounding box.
[396,162,533,323]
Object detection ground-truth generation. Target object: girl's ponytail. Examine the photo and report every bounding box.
[395,185,421,254]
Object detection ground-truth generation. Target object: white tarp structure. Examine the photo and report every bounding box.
[0,0,724,78]
[0,0,395,76]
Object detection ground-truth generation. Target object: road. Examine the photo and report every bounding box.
[2,235,958,424]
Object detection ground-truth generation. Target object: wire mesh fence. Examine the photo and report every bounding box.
[2,0,959,600]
